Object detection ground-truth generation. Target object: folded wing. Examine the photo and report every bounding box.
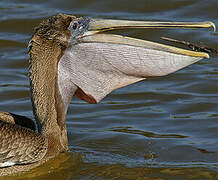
[0,121,47,167]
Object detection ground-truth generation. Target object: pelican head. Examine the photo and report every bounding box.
[47,14,214,106]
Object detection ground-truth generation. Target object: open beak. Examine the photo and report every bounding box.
[80,18,215,58]
[63,17,216,103]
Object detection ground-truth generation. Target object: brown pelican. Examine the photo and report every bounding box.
[0,14,215,176]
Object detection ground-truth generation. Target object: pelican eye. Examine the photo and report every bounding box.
[72,22,78,30]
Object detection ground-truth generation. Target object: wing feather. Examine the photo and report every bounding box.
[0,120,47,167]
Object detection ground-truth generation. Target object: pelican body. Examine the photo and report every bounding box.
[0,14,215,176]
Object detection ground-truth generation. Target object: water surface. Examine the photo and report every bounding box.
[0,0,218,179]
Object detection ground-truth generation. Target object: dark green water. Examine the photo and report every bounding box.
[0,0,218,179]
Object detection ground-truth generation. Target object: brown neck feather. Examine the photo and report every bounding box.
[29,14,73,155]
